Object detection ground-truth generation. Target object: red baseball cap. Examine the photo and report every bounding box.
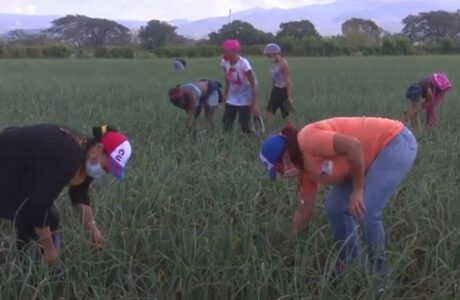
[101,131,132,180]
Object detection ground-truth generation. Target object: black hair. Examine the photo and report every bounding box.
[80,124,118,152]
[92,124,118,141]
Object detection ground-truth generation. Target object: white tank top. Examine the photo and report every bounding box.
[271,64,287,88]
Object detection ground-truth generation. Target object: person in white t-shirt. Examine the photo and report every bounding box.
[220,39,259,133]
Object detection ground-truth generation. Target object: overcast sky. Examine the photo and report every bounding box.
[0,0,339,20]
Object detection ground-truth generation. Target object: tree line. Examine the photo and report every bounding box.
[1,10,460,59]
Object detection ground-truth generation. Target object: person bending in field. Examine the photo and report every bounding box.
[260,117,417,278]
[264,43,294,125]
[169,79,223,128]
[403,73,452,128]
[173,58,187,72]
[0,124,132,267]
[221,39,262,134]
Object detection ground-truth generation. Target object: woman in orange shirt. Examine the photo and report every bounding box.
[260,117,417,274]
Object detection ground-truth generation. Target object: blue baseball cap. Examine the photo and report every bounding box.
[259,135,287,180]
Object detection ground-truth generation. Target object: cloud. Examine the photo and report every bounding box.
[0,0,336,20]
[21,4,36,14]
[0,1,37,15]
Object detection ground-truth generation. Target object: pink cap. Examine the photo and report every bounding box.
[101,131,132,180]
[222,39,241,52]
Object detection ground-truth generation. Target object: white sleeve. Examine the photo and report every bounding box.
[220,59,227,69]
[241,58,252,73]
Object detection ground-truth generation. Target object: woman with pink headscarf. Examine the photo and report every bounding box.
[221,39,260,134]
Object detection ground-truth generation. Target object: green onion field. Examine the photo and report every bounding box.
[0,56,459,299]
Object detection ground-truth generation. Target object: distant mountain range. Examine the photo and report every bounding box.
[1,0,459,39]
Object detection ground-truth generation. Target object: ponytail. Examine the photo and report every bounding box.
[280,124,303,170]
[92,124,117,141]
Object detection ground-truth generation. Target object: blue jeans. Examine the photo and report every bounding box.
[325,127,417,272]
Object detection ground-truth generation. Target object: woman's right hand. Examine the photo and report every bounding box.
[35,226,59,266]
[90,226,106,250]
[42,243,59,267]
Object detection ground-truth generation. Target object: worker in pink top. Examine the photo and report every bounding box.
[260,117,417,275]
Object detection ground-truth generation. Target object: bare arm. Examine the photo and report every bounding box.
[34,226,58,266]
[333,134,365,191]
[333,133,366,218]
[75,204,105,249]
[281,60,293,102]
[187,108,196,126]
[424,88,434,107]
[292,193,317,235]
[245,70,258,114]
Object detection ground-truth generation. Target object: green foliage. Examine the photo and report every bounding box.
[322,38,342,56]
[277,20,320,40]
[110,47,134,59]
[241,45,264,55]
[208,20,273,46]
[42,45,71,58]
[402,10,460,45]
[197,45,220,57]
[25,46,44,58]
[0,45,7,58]
[394,38,411,55]
[6,29,58,47]
[94,47,111,58]
[342,18,383,47]
[47,15,132,47]
[139,20,180,51]
[0,57,459,298]
[6,46,27,58]
[441,37,454,54]
[382,38,396,55]
[154,45,220,58]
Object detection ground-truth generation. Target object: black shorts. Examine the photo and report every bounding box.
[267,87,290,118]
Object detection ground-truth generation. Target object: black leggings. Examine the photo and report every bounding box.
[223,104,251,133]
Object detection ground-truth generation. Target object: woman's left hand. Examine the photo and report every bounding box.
[348,188,365,220]
[251,104,260,117]
[90,226,106,250]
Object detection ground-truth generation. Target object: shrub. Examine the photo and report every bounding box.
[242,45,264,56]
[122,47,134,58]
[43,45,71,58]
[187,47,197,58]
[394,38,411,55]
[441,38,454,54]
[323,39,342,56]
[0,45,7,58]
[197,45,220,57]
[7,46,27,58]
[25,47,44,58]
[381,39,395,55]
[110,47,134,58]
[94,47,111,58]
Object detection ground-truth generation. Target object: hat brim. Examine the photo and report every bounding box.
[110,157,125,181]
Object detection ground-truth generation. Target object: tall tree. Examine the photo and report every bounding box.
[277,20,320,40]
[402,10,460,44]
[341,18,383,46]
[5,29,57,46]
[138,20,187,50]
[46,15,132,47]
[208,20,273,45]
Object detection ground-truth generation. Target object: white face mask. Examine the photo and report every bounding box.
[85,160,106,178]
